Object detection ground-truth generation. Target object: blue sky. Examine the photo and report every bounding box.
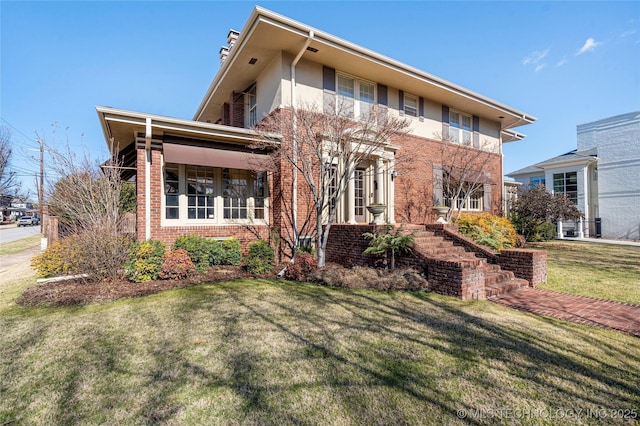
[2,1,639,198]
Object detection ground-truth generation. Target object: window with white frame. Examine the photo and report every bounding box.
[164,163,268,224]
[449,110,472,144]
[446,186,484,211]
[336,72,375,119]
[553,171,577,204]
[165,165,180,219]
[246,85,257,128]
[403,93,418,117]
[187,166,215,219]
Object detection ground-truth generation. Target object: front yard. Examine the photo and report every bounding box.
[537,240,640,304]
[1,238,639,424]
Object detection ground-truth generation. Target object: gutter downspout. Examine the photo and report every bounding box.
[145,117,152,240]
[290,30,314,251]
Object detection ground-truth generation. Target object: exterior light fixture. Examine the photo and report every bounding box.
[391,170,398,180]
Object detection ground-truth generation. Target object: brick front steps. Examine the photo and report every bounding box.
[326,223,546,300]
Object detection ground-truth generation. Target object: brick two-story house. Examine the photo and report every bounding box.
[97,6,536,260]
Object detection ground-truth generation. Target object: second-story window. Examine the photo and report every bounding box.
[403,93,418,117]
[449,111,472,144]
[336,72,375,120]
[247,85,257,128]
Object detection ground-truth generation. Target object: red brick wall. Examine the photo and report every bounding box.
[393,134,503,223]
[498,249,547,287]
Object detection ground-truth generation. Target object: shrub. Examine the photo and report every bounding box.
[535,221,557,241]
[32,235,83,278]
[455,213,517,251]
[284,252,317,281]
[173,235,242,272]
[159,249,196,280]
[216,238,242,266]
[126,240,166,283]
[244,240,274,274]
[31,232,131,281]
[173,235,211,272]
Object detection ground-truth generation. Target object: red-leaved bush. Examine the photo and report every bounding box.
[284,252,317,281]
[159,249,197,280]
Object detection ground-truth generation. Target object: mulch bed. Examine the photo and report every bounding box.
[17,266,268,307]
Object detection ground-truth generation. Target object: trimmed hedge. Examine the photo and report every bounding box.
[126,240,166,283]
[172,235,242,272]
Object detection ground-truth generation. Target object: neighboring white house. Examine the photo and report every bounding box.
[507,111,640,240]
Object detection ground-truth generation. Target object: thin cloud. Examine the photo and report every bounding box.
[576,38,602,55]
[556,57,568,67]
[522,48,549,65]
[535,64,546,72]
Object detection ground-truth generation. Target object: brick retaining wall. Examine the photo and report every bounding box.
[497,249,547,287]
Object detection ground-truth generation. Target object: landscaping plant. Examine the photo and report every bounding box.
[159,249,197,280]
[454,213,517,251]
[126,240,166,283]
[363,226,415,271]
[244,240,274,275]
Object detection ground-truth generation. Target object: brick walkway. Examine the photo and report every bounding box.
[490,288,640,337]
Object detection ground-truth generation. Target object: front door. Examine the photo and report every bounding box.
[354,169,366,223]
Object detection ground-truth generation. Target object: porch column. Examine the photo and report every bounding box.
[387,159,396,224]
[375,158,384,204]
[346,168,356,224]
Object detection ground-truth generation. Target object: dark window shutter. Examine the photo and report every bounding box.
[398,90,404,115]
[442,105,450,140]
[323,66,336,114]
[419,97,424,121]
[323,66,336,92]
[473,115,480,148]
[377,84,387,106]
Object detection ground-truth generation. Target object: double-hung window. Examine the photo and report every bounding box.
[553,172,578,204]
[449,111,472,144]
[336,72,376,120]
[403,93,418,117]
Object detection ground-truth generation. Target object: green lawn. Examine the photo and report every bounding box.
[537,240,640,304]
[1,249,639,425]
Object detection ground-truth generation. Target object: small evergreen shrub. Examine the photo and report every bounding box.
[31,235,83,278]
[173,235,243,271]
[159,249,197,280]
[217,238,242,266]
[455,213,517,251]
[173,235,211,272]
[535,221,557,241]
[244,240,274,274]
[126,240,166,283]
[284,252,317,281]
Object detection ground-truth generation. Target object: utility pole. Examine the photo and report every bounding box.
[37,138,44,233]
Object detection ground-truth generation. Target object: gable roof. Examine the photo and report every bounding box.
[194,6,536,132]
[507,147,598,176]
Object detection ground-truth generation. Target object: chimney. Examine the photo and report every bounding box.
[219,46,229,64]
[227,29,240,49]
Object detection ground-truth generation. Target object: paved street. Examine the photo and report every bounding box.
[0,224,42,244]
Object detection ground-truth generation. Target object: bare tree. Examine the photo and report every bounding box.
[0,126,19,200]
[46,140,131,281]
[256,101,410,267]
[432,134,499,221]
